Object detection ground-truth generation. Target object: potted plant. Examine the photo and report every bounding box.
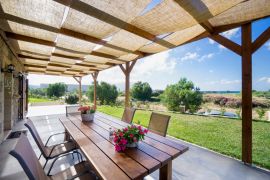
[78,105,96,121]
[113,125,148,152]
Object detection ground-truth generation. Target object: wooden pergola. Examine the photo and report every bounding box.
[1,0,270,165]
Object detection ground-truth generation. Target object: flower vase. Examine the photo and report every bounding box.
[126,142,138,148]
[81,113,95,121]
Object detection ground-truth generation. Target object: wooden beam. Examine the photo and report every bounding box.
[18,54,50,61]
[54,0,175,49]
[47,63,71,68]
[5,32,55,47]
[91,72,99,107]
[241,23,252,164]
[24,64,47,68]
[0,13,59,33]
[252,26,270,53]
[52,52,84,60]
[210,34,241,55]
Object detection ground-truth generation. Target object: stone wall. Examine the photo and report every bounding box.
[0,34,26,142]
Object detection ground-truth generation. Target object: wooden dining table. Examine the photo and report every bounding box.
[59,112,188,180]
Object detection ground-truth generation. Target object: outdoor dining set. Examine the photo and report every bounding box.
[10,107,188,180]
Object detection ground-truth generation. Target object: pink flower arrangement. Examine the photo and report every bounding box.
[78,105,96,114]
[113,125,148,152]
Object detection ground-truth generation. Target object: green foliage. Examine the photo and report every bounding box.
[220,107,226,116]
[29,88,47,98]
[47,83,67,98]
[65,93,79,104]
[87,81,118,105]
[161,78,202,111]
[256,107,266,120]
[131,81,152,101]
[253,90,270,99]
[236,108,241,119]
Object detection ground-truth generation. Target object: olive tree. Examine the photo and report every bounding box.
[47,83,67,98]
[161,78,202,111]
[87,81,118,105]
[131,81,152,101]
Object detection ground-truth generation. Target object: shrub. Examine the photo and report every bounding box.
[220,107,226,116]
[256,107,266,120]
[65,94,79,104]
[236,108,241,119]
[161,78,202,111]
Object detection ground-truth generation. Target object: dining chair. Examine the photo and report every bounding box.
[10,134,96,180]
[148,112,171,137]
[66,105,81,117]
[121,107,136,124]
[25,119,78,169]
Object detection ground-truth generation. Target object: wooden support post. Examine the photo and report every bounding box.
[91,72,99,107]
[73,76,82,105]
[241,23,252,164]
[119,61,137,107]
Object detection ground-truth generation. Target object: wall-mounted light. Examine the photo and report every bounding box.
[1,64,15,73]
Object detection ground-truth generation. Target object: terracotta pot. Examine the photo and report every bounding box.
[81,113,95,121]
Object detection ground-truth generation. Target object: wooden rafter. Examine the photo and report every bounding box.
[5,32,55,47]
[0,12,144,56]
[18,54,50,61]
[54,0,175,49]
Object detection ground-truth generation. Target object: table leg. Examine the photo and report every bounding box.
[64,129,71,141]
[159,161,172,180]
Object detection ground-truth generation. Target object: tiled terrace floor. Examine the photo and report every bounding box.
[0,105,270,180]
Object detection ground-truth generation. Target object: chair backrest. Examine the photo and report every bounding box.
[148,112,170,137]
[10,134,47,180]
[121,107,136,124]
[66,105,81,117]
[24,119,46,157]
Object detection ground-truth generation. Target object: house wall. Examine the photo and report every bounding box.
[0,34,26,142]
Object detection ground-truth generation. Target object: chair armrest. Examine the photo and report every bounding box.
[47,151,82,176]
[45,132,67,147]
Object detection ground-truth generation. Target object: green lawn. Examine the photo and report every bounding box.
[28,97,54,103]
[97,105,270,170]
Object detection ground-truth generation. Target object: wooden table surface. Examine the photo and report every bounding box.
[59,112,188,180]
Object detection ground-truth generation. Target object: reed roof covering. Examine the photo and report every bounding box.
[0,0,269,77]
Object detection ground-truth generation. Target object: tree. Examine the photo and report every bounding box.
[131,81,152,101]
[47,83,67,98]
[161,78,202,111]
[87,81,118,105]
[65,93,79,104]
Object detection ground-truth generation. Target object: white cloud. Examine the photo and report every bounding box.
[209,70,214,73]
[265,41,270,50]
[208,39,215,44]
[198,53,214,62]
[180,52,214,62]
[180,52,199,62]
[218,44,226,50]
[221,28,240,39]
[133,50,177,78]
[258,77,270,83]
[209,79,241,85]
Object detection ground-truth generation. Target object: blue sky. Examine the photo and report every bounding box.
[28,17,270,91]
